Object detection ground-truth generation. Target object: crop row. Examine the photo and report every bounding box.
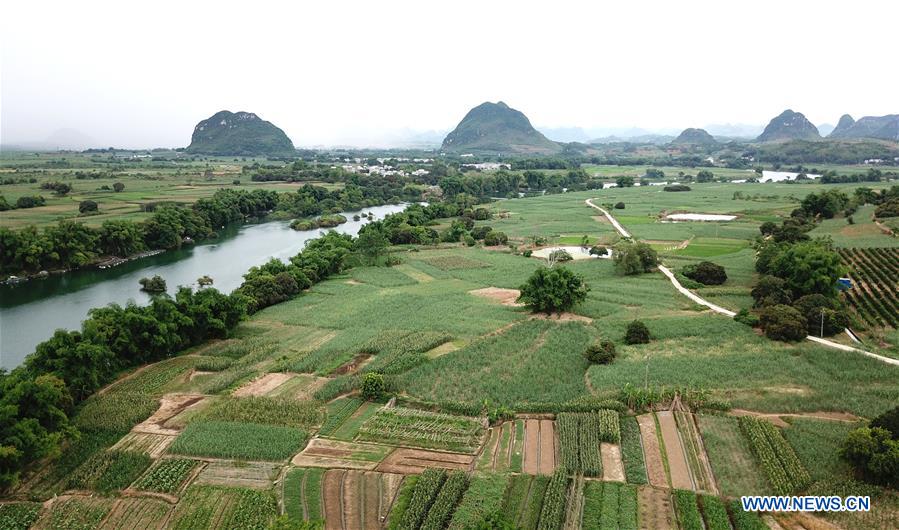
[169,420,307,461]
[399,469,447,529]
[0,503,42,530]
[557,413,601,476]
[582,481,637,530]
[838,248,899,328]
[67,450,152,493]
[699,495,731,530]
[536,469,568,530]
[132,458,198,494]
[421,471,470,530]
[739,416,810,495]
[357,407,484,453]
[447,473,509,530]
[195,395,323,429]
[362,330,453,375]
[318,397,363,436]
[619,415,648,484]
[673,490,703,530]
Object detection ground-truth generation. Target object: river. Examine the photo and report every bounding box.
[0,203,408,370]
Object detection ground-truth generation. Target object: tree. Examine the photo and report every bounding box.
[613,242,657,275]
[139,275,167,293]
[696,170,714,183]
[871,406,899,439]
[793,294,848,336]
[112,182,125,192]
[759,221,778,236]
[484,231,508,246]
[584,340,616,364]
[759,305,807,341]
[361,373,386,401]
[624,320,651,344]
[615,177,634,188]
[682,261,727,285]
[769,241,845,299]
[79,200,99,214]
[614,202,626,209]
[355,225,389,265]
[15,195,46,209]
[98,220,145,257]
[751,275,792,308]
[197,275,214,287]
[517,267,589,314]
[841,427,899,487]
[589,246,608,257]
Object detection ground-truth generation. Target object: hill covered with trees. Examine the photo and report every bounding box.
[442,101,561,155]
[186,110,295,156]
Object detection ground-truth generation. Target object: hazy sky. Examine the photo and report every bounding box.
[2,0,897,148]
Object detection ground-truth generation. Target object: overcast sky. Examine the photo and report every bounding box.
[2,0,897,148]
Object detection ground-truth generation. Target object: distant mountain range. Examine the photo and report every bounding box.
[442,101,562,155]
[829,114,899,141]
[186,110,295,156]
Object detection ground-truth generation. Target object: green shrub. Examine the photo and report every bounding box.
[624,320,651,345]
[734,308,760,327]
[759,304,808,341]
[584,339,616,364]
[0,502,43,530]
[517,266,589,314]
[682,261,727,285]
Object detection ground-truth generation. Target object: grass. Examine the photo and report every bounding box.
[284,468,324,522]
[810,204,899,248]
[674,237,749,258]
[582,481,602,530]
[499,474,532,524]
[699,495,731,530]
[132,458,198,494]
[67,450,152,493]
[521,475,550,530]
[782,418,860,483]
[697,414,770,497]
[673,490,703,530]
[401,319,593,406]
[105,356,200,395]
[599,481,619,530]
[386,475,419,530]
[22,428,125,499]
[169,421,307,461]
[447,473,509,530]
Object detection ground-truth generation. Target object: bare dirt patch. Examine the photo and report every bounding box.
[332,354,372,375]
[361,472,380,530]
[730,409,861,428]
[774,512,841,530]
[376,448,475,474]
[188,370,215,381]
[323,470,345,530]
[637,414,668,488]
[293,439,390,470]
[523,419,540,475]
[342,471,362,530]
[232,372,293,397]
[132,394,205,436]
[345,279,363,285]
[530,312,593,324]
[538,419,556,476]
[656,411,693,490]
[638,486,674,530]
[470,287,522,306]
[111,432,176,458]
[425,341,460,359]
[601,443,625,482]
[194,460,281,490]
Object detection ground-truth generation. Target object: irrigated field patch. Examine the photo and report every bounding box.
[98,497,171,530]
[522,418,557,476]
[170,421,307,461]
[33,496,115,530]
[356,407,485,454]
[110,432,175,458]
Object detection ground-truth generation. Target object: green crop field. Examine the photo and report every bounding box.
[7,174,899,528]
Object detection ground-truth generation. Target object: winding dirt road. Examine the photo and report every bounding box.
[585,198,899,367]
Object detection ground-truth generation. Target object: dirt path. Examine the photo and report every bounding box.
[601,443,625,482]
[586,198,899,367]
[523,419,540,474]
[538,419,556,475]
[342,471,362,530]
[678,412,718,494]
[132,394,204,436]
[638,486,674,530]
[323,470,345,530]
[232,372,293,397]
[730,409,862,428]
[636,414,668,488]
[656,411,693,490]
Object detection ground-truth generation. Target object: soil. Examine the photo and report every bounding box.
[345,279,362,285]
[292,376,329,400]
[601,443,625,482]
[530,312,593,323]
[379,473,404,523]
[188,370,215,381]
[232,372,294,397]
[323,470,345,530]
[730,409,861,428]
[132,394,204,436]
[111,432,176,458]
[469,287,523,306]
[376,448,474,474]
[538,419,556,475]
[656,411,693,490]
[195,461,280,490]
[292,455,379,471]
[425,341,459,359]
[332,354,372,376]
[361,472,380,530]
[342,471,362,530]
[636,414,668,488]
[637,486,674,530]
[523,419,540,475]
[774,512,841,530]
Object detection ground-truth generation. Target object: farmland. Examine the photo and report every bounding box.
[3,179,899,528]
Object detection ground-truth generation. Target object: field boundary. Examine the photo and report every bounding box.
[586,198,899,367]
